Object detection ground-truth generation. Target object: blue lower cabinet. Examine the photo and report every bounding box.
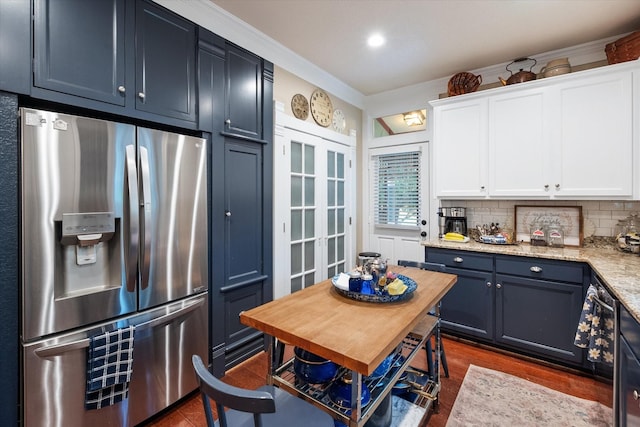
[495,273,584,364]
[426,247,588,368]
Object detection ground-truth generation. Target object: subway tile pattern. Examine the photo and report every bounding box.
[439,200,640,238]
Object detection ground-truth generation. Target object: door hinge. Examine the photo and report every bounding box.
[349,217,352,225]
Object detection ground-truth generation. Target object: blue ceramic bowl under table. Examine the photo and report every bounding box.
[293,347,338,384]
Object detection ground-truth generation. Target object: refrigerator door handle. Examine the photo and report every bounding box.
[139,146,152,290]
[125,145,140,292]
[34,296,206,358]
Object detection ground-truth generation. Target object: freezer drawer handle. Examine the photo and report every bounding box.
[34,297,206,358]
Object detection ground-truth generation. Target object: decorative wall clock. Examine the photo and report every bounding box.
[310,89,333,127]
[291,93,309,120]
[332,109,346,133]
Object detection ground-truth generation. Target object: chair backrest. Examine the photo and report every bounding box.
[192,354,276,427]
[397,259,446,272]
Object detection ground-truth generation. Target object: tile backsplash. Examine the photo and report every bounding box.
[440,200,640,238]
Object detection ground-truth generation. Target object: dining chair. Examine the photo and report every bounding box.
[192,354,335,427]
[397,259,450,379]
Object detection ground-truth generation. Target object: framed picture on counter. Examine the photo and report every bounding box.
[514,205,583,246]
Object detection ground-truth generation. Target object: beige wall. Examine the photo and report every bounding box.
[273,66,362,142]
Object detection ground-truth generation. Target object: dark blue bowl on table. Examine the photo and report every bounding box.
[293,347,338,384]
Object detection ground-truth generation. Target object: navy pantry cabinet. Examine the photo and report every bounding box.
[426,247,587,367]
[199,29,275,375]
[32,0,196,126]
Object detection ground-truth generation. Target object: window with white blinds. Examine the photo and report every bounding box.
[372,150,421,229]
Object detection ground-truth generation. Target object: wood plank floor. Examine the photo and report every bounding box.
[142,336,613,427]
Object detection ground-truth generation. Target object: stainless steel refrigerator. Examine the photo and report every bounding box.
[20,108,209,426]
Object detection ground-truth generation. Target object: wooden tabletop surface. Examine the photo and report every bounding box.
[240,265,457,375]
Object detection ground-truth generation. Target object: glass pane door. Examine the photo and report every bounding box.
[273,125,354,298]
[325,148,346,278]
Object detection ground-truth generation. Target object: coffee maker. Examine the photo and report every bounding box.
[438,207,467,236]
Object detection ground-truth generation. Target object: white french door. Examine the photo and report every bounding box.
[274,121,355,299]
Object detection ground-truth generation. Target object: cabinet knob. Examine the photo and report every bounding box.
[544,184,549,190]
[486,282,492,288]
[555,183,560,189]
[530,266,543,273]
[453,257,463,263]
[634,390,639,400]
[138,92,145,100]
[225,211,232,217]
[225,119,231,125]
[496,283,502,289]
[480,186,485,191]
[118,86,126,94]
[420,231,427,237]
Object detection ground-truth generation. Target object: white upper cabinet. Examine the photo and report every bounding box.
[431,60,639,200]
[550,70,633,197]
[432,97,488,198]
[488,87,553,197]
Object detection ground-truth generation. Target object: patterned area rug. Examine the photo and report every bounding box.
[446,365,612,427]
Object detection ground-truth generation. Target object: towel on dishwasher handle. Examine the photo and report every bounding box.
[574,284,614,364]
[85,325,136,409]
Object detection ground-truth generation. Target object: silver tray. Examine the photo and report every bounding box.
[331,274,417,303]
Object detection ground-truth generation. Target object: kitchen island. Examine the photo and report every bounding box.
[240,265,457,426]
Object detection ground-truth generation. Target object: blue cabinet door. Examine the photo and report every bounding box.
[619,336,640,425]
[440,267,495,341]
[224,44,263,141]
[0,0,31,94]
[495,273,584,364]
[135,0,196,122]
[33,0,126,105]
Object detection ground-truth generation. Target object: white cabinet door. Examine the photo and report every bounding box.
[433,98,488,198]
[488,88,552,197]
[551,71,633,197]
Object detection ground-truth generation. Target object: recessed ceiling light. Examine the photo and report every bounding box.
[367,33,385,48]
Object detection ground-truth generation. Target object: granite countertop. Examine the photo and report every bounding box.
[422,238,640,323]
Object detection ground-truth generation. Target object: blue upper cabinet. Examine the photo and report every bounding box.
[224,44,264,141]
[33,0,127,105]
[32,0,197,127]
[0,0,31,94]
[135,0,196,123]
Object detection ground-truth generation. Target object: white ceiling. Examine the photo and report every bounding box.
[209,0,640,96]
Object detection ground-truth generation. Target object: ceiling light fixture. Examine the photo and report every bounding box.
[403,111,425,126]
[367,33,385,48]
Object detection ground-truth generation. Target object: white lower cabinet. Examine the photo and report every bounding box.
[431,60,638,200]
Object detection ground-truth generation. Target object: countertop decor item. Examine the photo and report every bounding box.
[310,88,333,127]
[291,93,309,120]
[447,72,482,96]
[331,274,417,303]
[605,30,640,64]
[514,205,583,246]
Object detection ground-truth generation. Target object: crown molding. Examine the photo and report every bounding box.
[153,0,366,108]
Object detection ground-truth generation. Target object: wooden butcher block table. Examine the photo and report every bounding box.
[240,265,457,426]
